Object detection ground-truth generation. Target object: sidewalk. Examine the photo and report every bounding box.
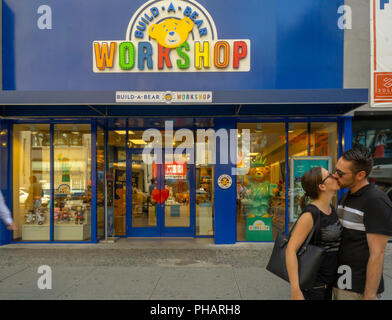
[0,238,391,300]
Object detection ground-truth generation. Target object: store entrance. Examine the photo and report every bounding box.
[128,148,195,237]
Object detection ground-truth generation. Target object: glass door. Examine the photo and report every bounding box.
[128,149,195,236]
[161,151,195,236]
[128,149,159,236]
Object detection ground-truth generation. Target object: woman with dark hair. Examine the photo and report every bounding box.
[286,167,342,300]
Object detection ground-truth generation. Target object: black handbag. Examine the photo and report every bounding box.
[266,208,325,290]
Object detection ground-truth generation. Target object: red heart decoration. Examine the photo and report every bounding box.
[151,188,161,203]
[160,188,169,204]
[151,188,170,204]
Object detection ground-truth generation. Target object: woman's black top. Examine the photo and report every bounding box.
[301,204,343,286]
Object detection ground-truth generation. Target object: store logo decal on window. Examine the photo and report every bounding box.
[249,220,270,231]
[93,0,250,73]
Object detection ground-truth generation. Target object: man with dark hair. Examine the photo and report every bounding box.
[332,145,392,300]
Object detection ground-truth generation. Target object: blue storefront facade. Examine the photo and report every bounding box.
[0,0,367,245]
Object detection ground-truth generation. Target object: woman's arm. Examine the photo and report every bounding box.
[285,212,314,300]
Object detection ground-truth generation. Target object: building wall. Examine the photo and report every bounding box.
[345,0,392,113]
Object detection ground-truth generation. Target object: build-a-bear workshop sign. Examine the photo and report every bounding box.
[93,0,251,73]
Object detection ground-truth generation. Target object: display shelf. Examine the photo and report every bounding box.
[54,224,91,241]
[22,224,50,241]
[197,204,213,235]
[21,223,91,241]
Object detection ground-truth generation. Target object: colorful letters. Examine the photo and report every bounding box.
[93,40,249,72]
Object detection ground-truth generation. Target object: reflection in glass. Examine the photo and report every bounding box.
[53,124,91,241]
[97,126,105,239]
[288,123,309,229]
[196,165,214,235]
[108,131,126,236]
[310,123,338,167]
[131,153,157,228]
[352,119,392,202]
[13,124,51,241]
[237,123,286,241]
[164,153,190,228]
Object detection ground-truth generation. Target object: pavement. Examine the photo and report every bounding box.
[0,238,391,300]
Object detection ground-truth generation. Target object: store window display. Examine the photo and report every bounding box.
[237,123,286,241]
[13,124,51,241]
[53,124,92,241]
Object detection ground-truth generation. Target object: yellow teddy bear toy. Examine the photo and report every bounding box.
[148,17,194,49]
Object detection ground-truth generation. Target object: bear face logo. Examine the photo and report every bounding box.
[148,17,194,49]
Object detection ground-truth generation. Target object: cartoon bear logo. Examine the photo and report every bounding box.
[148,17,194,49]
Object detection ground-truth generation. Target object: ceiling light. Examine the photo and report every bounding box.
[129,139,147,145]
[115,130,135,135]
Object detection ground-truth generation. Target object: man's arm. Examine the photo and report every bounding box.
[364,233,389,300]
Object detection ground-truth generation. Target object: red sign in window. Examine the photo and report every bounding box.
[152,162,187,178]
[165,162,187,176]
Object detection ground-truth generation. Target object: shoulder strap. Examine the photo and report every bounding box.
[289,204,320,234]
[289,205,321,254]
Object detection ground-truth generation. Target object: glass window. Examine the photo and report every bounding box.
[352,119,392,202]
[289,123,308,157]
[97,126,105,239]
[13,124,51,241]
[53,124,91,241]
[195,131,214,236]
[108,130,126,236]
[311,122,338,168]
[196,165,214,236]
[237,123,286,241]
[288,123,309,228]
[311,122,338,206]
[131,152,157,228]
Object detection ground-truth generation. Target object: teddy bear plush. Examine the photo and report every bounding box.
[243,158,278,218]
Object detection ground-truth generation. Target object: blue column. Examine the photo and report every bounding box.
[338,116,353,200]
[214,118,237,244]
[343,116,353,152]
[0,120,11,245]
